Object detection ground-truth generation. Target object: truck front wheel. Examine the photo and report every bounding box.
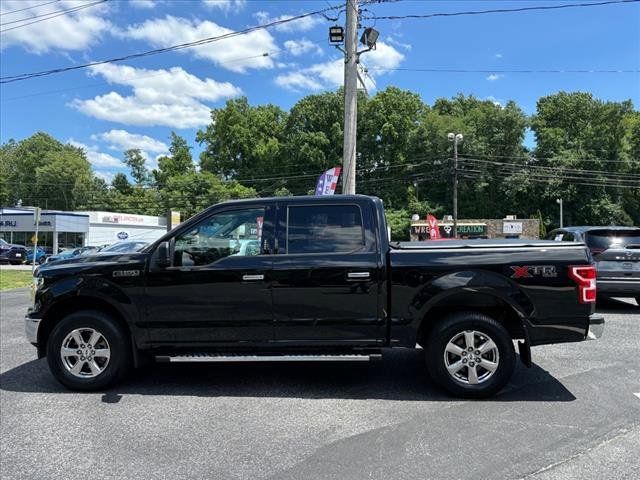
[46,310,131,391]
[425,312,515,399]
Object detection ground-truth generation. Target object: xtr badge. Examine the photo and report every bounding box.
[510,265,557,279]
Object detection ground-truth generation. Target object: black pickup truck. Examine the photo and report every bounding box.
[26,195,604,398]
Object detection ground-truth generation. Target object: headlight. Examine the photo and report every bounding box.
[35,276,45,289]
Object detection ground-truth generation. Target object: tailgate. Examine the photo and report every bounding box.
[596,247,640,280]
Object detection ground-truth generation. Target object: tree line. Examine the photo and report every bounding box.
[1,89,638,239]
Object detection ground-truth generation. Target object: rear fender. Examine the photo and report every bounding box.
[392,269,534,348]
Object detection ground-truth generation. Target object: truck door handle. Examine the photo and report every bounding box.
[347,272,370,280]
[242,274,265,281]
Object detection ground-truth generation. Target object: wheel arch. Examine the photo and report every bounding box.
[416,289,529,347]
[38,296,133,358]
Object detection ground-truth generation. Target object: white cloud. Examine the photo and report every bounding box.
[0,0,111,54]
[202,0,246,12]
[385,36,412,51]
[94,170,115,184]
[129,0,156,8]
[71,64,241,128]
[485,96,504,107]
[254,11,321,32]
[283,39,323,57]
[93,130,168,154]
[68,139,122,168]
[495,53,503,59]
[366,42,405,71]
[275,41,404,92]
[486,73,504,81]
[275,71,324,92]
[119,15,277,72]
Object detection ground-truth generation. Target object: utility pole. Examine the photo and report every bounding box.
[342,0,358,195]
[448,133,463,238]
[557,198,564,228]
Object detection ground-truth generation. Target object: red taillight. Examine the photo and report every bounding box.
[568,265,597,304]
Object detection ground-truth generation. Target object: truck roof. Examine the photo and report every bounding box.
[216,194,379,206]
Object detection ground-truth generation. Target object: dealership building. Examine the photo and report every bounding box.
[0,207,168,252]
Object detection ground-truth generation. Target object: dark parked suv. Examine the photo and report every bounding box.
[547,226,640,304]
[0,238,28,265]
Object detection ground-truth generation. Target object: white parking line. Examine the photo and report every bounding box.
[634,393,640,400]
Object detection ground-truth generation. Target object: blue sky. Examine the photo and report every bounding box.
[1,0,639,183]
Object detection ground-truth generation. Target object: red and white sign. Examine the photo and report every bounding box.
[315,167,342,196]
[427,214,441,240]
[256,216,264,241]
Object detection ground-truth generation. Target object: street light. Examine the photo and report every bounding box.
[360,27,379,49]
[448,133,463,238]
[329,26,344,44]
[556,198,563,228]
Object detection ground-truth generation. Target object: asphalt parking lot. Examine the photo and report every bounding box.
[1,288,639,480]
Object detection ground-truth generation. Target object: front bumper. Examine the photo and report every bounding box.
[586,314,605,340]
[25,314,41,345]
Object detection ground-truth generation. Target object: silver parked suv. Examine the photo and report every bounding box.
[547,226,640,304]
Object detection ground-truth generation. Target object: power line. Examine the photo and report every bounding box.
[459,157,640,178]
[0,0,104,27]
[362,0,640,20]
[0,0,60,17]
[366,67,639,74]
[0,4,340,84]
[447,152,638,164]
[0,52,275,102]
[0,0,107,32]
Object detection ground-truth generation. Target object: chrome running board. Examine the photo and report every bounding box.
[155,353,382,363]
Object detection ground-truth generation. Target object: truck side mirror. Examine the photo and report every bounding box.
[156,241,171,268]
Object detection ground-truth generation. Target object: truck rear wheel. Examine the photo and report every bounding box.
[425,312,515,399]
[46,310,131,391]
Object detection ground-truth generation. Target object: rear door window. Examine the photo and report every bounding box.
[286,204,365,254]
[547,231,574,241]
[585,229,640,250]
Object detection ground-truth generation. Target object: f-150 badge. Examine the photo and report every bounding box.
[510,265,557,278]
[113,270,141,278]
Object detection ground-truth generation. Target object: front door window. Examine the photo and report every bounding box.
[173,208,265,267]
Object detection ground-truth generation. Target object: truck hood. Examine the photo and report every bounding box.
[36,252,149,277]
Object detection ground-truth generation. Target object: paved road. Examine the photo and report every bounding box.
[1,288,639,480]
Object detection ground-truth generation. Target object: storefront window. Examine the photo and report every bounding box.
[57,232,85,250]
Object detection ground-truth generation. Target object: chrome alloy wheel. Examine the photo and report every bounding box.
[443,330,500,385]
[60,328,111,378]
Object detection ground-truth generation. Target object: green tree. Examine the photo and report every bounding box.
[153,133,195,185]
[111,173,132,195]
[159,171,257,219]
[124,149,150,186]
[358,87,425,207]
[197,97,287,185]
[529,92,635,226]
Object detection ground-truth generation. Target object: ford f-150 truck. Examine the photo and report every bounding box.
[26,195,604,398]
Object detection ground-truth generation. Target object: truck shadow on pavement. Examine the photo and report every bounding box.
[0,349,575,402]
[596,296,640,315]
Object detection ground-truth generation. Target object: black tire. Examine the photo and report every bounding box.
[424,311,516,399]
[46,310,131,391]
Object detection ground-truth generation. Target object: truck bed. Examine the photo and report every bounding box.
[391,239,586,250]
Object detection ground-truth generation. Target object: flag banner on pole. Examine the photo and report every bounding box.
[315,167,342,196]
[427,214,441,240]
